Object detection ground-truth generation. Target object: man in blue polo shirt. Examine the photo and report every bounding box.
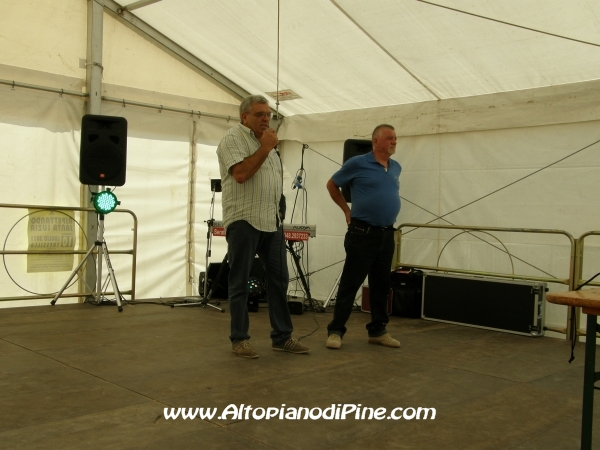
[325,124,401,349]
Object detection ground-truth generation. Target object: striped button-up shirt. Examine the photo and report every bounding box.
[216,123,282,232]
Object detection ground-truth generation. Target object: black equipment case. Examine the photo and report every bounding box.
[390,268,424,318]
[422,272,546,337]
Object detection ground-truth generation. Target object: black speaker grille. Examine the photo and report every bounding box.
[80,114,128,186]
[341,139,372,202]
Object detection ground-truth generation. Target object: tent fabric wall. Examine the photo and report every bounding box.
[0,0,240,107]
[0,87,83,306]
[278,79,600,143]
[0,84,238,307]
[2,0,600,338]
[280,118,600,331]
[0,0,242,306]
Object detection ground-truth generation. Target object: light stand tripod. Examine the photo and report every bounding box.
[51,204,123,312]
[175,179,224,312]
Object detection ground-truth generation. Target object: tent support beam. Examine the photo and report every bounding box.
[118,0,162,13]
[103,0,251,101]
[80,0,106,298]
[87,0,104,114]
[330,0,441,101]
[0,79,240,123]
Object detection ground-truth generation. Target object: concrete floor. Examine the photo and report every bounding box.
[0,300,599,450]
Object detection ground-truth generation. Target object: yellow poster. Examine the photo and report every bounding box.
[27,210,76,273]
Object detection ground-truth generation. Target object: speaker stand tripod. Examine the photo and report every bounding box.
[322,268,343,309]
[175,179,224,312]
[322,267,365,310]
[51,212,123,312]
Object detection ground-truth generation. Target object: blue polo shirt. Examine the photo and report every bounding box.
[332,152,401,227]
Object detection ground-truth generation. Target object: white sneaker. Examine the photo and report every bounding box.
[326,334,342,349]
[368,334,401,348]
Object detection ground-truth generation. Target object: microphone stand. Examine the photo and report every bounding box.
[175,179,224,312]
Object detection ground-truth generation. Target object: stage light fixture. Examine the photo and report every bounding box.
[93,189,119,214]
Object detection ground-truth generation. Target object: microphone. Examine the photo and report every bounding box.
[292,175,303,190]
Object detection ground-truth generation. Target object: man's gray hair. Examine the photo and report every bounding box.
[372,124,395,140]
[239,95,270,119]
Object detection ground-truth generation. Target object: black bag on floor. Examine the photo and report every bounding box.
[391,268,424,318]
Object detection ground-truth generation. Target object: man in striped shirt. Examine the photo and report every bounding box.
[216,95,310,359]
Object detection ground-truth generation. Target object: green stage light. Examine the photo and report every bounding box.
[93,189,119,214]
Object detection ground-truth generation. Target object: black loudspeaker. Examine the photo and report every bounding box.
[200,262,229,298]
[342,139,372,202]
[287,299,304,315]
[248,297,260,313]
[249,257,265,281]
[80,114,128,186]
[198,257,265,301]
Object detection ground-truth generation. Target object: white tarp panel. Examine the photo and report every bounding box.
[0,0,240,107]
[123,0,600,115]
[1,0,87,80]
[0,0,242,306]
[278,78,600,142]
[101,11,240,106]
[0,87,82,306]
[0,83,237,307]
[2,0,600,337]
[280,117,600,330]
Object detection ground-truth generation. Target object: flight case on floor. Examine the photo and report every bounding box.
[422,272,546,337]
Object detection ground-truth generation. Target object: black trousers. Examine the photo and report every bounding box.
[226,220,293,344]
[327,222,395,338]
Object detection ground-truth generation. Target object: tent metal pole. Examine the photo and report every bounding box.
[119,0,162,12]
[80,0,105,301]
[0,80,87,98]
[0,79,241,122]
[87,0,103,114]
[101,96,240,122]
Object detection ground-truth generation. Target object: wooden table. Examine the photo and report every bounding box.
[546,288,600,450]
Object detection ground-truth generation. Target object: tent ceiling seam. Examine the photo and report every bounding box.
[330,0,441,101]
[417,0,600,49]
[103,0,251,101]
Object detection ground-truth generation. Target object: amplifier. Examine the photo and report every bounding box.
[422,273,546,337]
[361,286,393,315]
[288,299,304,315]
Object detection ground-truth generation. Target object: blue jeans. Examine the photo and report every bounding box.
[226,220,293,345]
[327,222,395,338]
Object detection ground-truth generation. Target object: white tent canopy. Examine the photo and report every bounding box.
[120,0,600,115]
[1,0,600,335]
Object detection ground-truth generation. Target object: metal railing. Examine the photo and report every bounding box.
[394,223,577,335]
[394,223,575,287]
[575,231,600,290]
[0,203,137,302]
